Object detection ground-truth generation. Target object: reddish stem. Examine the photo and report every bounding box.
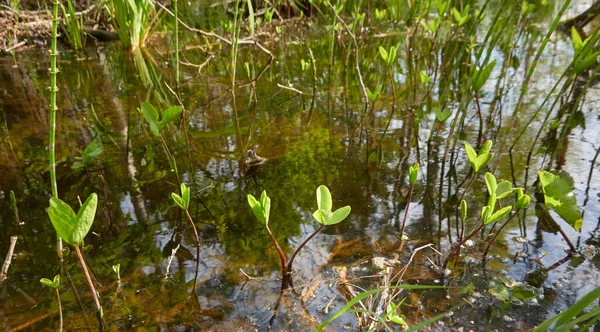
[75,246,105,331]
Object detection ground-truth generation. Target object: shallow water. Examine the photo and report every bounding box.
[1,1,600,330]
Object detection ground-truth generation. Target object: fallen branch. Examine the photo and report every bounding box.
[0,236,17,285]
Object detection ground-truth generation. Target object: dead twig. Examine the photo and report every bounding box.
[0,236,17,285]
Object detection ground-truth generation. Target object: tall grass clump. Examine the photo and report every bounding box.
[60,0,85,51]
[107,0,156,51]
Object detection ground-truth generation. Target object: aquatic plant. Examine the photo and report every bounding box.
[60,0,85,51]
[171,183,201,291]
[71,139,103,171]
[47,193,105,330]
[533,285,600,331]
[247,185,350,286]
[107,0,156,51]
[40,275,62,331]
[399,163,419,240]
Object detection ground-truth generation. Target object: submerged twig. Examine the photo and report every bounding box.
[0,236,18,285]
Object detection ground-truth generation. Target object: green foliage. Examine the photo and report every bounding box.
[107,0,156,50]
[460,200,467,221]
[72,140,104,171]
[464,140,494,172]
[472,60,497,92]
[534,286,600,331]
[452,5,470,27]
[434,106,452,122]
[316,285,447,331]
[141,103,183,137]
[435,0,450,15]
[171,183,191,211]
[481,173,516,225]
[379,44,398,66]
[425,16,441,34]
[409,163,419,185]
[313,185,351,226]
[40,275,60,289]
[537,171,583,230]
[247,190,271,226]
[60,0,85,50]
[419,70,432,84]
[10,190,16,210]
[366,84,383,102]
[571,27,600,74]
[375,8,386,20]
[48,193,98,246]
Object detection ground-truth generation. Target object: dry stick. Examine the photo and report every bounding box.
[74,246,105,331]
[164,244,180,280]
[55,287,63,332]
[0,236,17,285]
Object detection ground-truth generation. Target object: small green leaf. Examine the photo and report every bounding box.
[247,194,267,225]
[479,140,493,155]
[409,163,420,185]
[474,153,494,172]
[460,200,467,221]
[420,70,432,84]
[485,172,497,195]
[141,102,160,137]
[538,171,583,230]
[516,194,530,209]
[574,51,599,74]
[481,205,491,222]
[181,183,190,210]
[112,264,120,275]
[9,190,16,210]
[326,206,351,225]
[313,209,331,225]
[316,185,333,212]
[159,106,183,129]
[485,205,512,225]
[464,143,478,169]
[379,46,388,62]
[473,60,497,92]
[496,181,513,199]
[171,193,185,210]
[571,27,583,54]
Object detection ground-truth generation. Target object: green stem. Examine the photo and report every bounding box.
[174,0,179,87]
[49,0,63,260]
[75,246,105,331]
[55,288,63,332]
[185,210,201,292]
[286,224,325,274]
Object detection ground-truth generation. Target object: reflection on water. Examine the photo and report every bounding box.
[1,2,600,330]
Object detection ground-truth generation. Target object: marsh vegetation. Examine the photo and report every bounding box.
[1,0,600,330]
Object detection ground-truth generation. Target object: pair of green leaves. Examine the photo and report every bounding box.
[48,193,98,246]
[72,139,104,171]
[141,102,183,137]
[419,70,432,84]
[171,183,191,211]
[366,84,383,103]
[481,173,513,225]
[464,140,494,173]
[247,190,271,226]
[571,27,600,74]
[375,8,387,20]
[435,0,450,15]
[379,44,399,66]
[409,163,419,185]
[538,171,583,231]
[425,16,441,34]
[452,5,470,27]
[313,185,351,226]
[434,106,452,122]
[40,275,60,289]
